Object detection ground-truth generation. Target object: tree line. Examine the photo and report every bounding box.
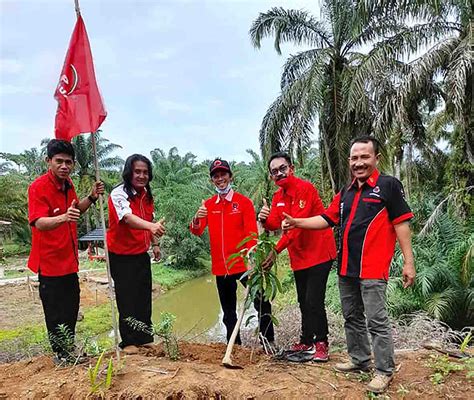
[0,0,472,330]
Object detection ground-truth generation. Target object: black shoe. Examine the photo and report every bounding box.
[285,351,314,363]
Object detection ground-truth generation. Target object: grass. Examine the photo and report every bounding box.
[1,242,30,258]
[151,262,209,289]
[0,261,209,360]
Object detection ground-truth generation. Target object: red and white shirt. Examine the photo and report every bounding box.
[107,184,154,255]
[263,175,337,271]
[27,170,79,277]
[190,190,257,276]
[322,169,414,280]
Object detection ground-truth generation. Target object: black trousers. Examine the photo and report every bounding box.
[294,260,333,345]
[109,252,154,348]
[39,272,80,356]
[216,272,274,345]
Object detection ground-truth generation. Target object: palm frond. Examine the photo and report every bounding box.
[249,7,332,54]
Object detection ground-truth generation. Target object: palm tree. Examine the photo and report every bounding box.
[71,132,124,232]
[250,2,402,191]
[371,0,473,191]
[389,197,474,329]
[233,149,273,206]
[150,147,208,189]
[0,138,49,179]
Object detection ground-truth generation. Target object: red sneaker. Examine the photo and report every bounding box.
[313,341,329,362]
[288,342,314,353]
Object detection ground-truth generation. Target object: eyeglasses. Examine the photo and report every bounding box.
[270,164,289,176]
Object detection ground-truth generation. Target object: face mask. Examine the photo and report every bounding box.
[275,174,294,188]
[215,183,232,195]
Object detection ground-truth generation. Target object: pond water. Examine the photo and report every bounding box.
[152,274,223,341]
[103,274,255,343]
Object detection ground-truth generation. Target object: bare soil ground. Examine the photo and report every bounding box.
[0,343,471,399]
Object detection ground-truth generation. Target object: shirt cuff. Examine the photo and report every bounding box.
[392,212,414,225]
[275,235,290,253]
[321,214,336,227]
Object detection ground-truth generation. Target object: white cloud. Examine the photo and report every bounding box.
[0,84,45,95]
[155,99,192,114]
[0,59,24,74]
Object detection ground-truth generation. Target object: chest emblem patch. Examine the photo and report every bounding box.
[232,202,239,211]
[373,186,380,193]
[299,200,306,209]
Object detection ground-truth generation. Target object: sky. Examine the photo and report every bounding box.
[0,0,319,163]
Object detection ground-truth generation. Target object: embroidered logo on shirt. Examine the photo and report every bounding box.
[299,200,306,209]
[232,202,239,211]
[373,186,380,193]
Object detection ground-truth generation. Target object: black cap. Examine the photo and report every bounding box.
[209,158,231,177]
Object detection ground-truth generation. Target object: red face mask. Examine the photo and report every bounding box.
[274,174,294,189]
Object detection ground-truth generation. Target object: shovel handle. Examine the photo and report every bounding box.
[223,220,263,366]
[222,285,250,366]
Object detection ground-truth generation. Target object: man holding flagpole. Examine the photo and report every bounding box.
[27,139,104,363]
[33,1,114,362]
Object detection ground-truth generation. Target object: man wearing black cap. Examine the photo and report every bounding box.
[190,158,275,346]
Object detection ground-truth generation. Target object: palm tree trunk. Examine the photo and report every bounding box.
[321,131,336,193]
[405,142,413,201]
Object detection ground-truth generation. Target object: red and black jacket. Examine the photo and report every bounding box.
[322,169,414,280]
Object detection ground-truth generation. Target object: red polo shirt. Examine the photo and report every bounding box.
[107,184,154,255]
[322,169,414,280]
[27,170,79,277]
[190,190,257,276]
[263,175,337,271]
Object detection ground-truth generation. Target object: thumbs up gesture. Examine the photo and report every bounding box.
[150,218,166,237]
[195,199,208,219]
[66,199,81,222]
[281,212,296,231]
[258,198,270,222]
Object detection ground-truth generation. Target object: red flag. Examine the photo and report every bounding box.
[54,15,106,141]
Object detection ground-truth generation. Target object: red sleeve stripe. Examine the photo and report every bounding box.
[392,212,414,225]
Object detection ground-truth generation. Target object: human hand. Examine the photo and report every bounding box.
[258,198,270,222]
[282,212,297,230]
[152,245,161,261]
[261,252,276,271]
[195,200,208,219]
[150,218,166,237]
[90,181,105,200]
[65,199,81,222]
[402,261,415,288]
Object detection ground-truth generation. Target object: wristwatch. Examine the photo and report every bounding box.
[88,195,98,204]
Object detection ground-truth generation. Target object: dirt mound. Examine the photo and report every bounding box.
[0,343,471,399]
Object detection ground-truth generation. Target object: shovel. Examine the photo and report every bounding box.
[222,285,250,368]
[222,220,264,368]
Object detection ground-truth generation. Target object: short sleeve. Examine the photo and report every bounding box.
[110,186,132,221]
[28,183,50,225]
[321,191,342,227]
[386,178,414,224]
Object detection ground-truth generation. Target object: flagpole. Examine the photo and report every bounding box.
[91,131,120,361]
[73,0,120,361]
